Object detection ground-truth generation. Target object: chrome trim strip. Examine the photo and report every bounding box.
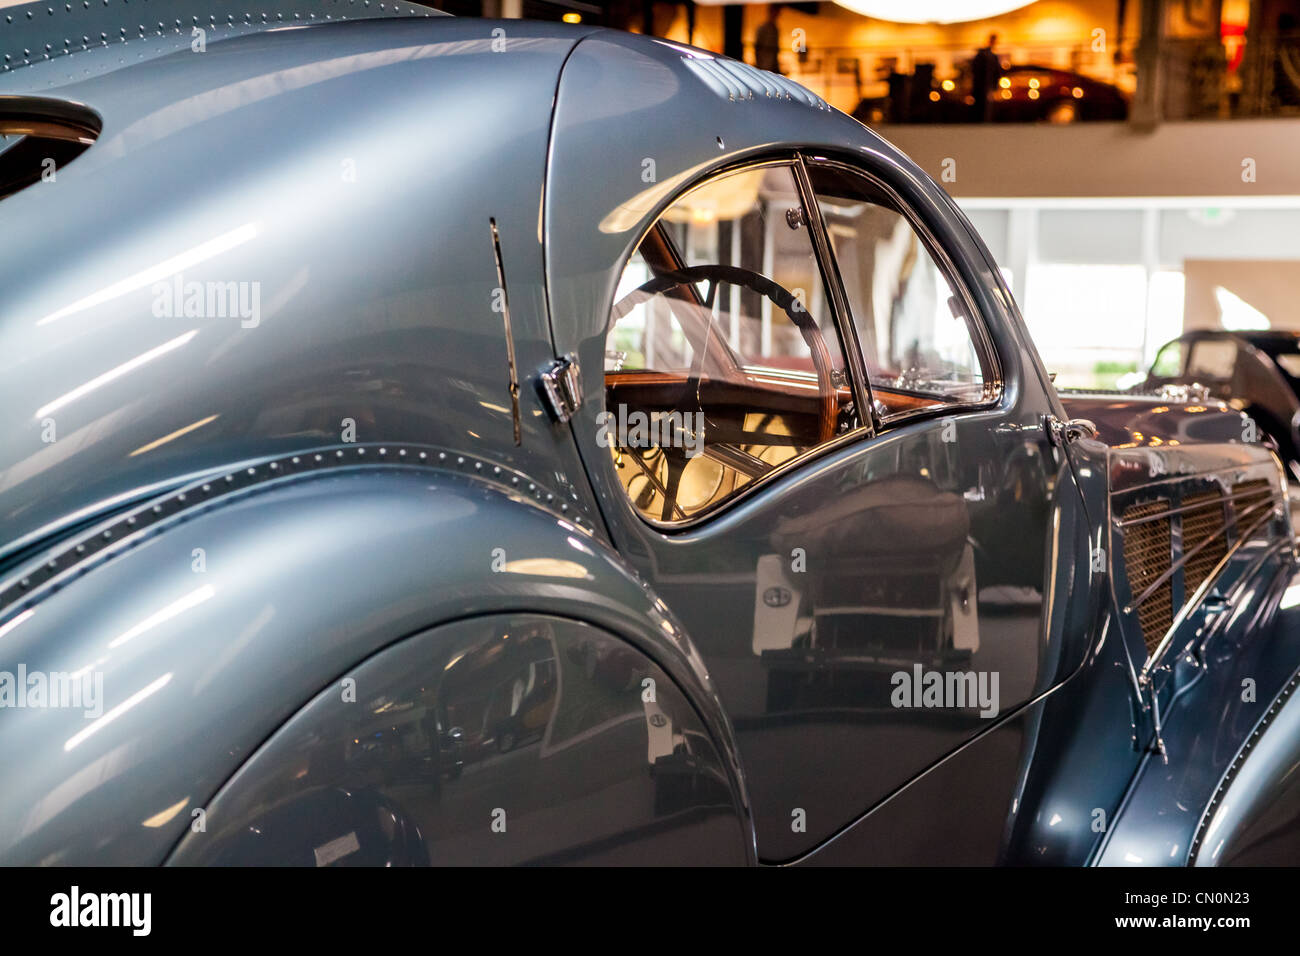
[1188,662,1300,863]
[489,217,522,446]
[0,442,593,629]
[793,153,876,435]
[798,155,1006,410]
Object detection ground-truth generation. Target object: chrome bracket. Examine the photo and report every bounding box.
[1046,414,1098,446]
[540,353,583,424]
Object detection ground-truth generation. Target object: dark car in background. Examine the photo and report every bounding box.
[979,64,1130,123]
[1136,330,1300,479]
[855,62,1128,125]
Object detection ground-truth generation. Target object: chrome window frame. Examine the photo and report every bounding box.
[799,154,1005,430]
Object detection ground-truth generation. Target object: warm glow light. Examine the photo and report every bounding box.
[941,79,955,91]
[1028,88,1039,99]
[929,90,941,101]
[829,0,1036,23]
[142,798,190,828]
[500,558,591,579]
[1028,77,1039,89]
[1072,86,1084,98]
[128,414,219,457]
[998,77,1011,89]
[561,12,581,23]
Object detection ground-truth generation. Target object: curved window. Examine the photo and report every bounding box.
[603,162,857,525]
[1187,338,1237,381]
[1150,339,1185,378]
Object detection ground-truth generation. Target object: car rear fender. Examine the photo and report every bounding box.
[0,449,754,864]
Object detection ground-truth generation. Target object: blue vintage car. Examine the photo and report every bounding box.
[1,2,1298,867]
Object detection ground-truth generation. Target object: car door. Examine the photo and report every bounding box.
[572,151,1086,862]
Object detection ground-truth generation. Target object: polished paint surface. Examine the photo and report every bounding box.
[169,615,751,865]
[0,463,752,864]
[0,16,602,562]
[2,9,1299,867]
[546,31,1100,861]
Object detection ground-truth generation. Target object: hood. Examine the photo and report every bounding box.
[1058,390,1251,448]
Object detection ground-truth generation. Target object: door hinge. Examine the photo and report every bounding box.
[1046,414,1098,446]
[539,353,583,423]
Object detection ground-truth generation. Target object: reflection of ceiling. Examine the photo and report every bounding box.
[660,168,763,224]
[1184,260,1300,333]
[829,1,1037,23]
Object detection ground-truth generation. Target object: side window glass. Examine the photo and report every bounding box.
[1150,340,1184,377]
[604,163,856,525]
[807,164,993,421]
[1187,340,1237,380]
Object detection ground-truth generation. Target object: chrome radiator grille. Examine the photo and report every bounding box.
[1234,478,1274,516]
[1121,499,1174,655]
[1118,475,1285,661]
[1181,490,1229,600]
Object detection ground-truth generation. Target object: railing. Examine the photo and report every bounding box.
[743,32,1300,124]
[746,36,1137,117]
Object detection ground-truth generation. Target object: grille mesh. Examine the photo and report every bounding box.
[1122,499,1173,655]
[1121,477,1283,664]
[1233,478,1275,531]
[1181,490,1228,600]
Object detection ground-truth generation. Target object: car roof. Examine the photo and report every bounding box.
[1172,329,1300,344]
[0,14,600,556]
[0,0,447,93]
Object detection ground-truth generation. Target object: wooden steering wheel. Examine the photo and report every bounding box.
[612,264,839,444]
[611,265,840,521]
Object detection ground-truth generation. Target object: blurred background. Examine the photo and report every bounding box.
[412,0,1300,390]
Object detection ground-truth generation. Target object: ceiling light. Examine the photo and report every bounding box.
[830,1,1037,23]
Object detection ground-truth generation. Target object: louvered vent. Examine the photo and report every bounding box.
[681,56,831,111]
[1181,489,1229,599]
[1122,499,1174,655]
[1233,478,1275,528]
[1122,477,1284,667]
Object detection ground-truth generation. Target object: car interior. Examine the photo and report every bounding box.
[604,161,990,524]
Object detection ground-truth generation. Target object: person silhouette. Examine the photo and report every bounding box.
[755,4,782,75]
[971,33,1002,121]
